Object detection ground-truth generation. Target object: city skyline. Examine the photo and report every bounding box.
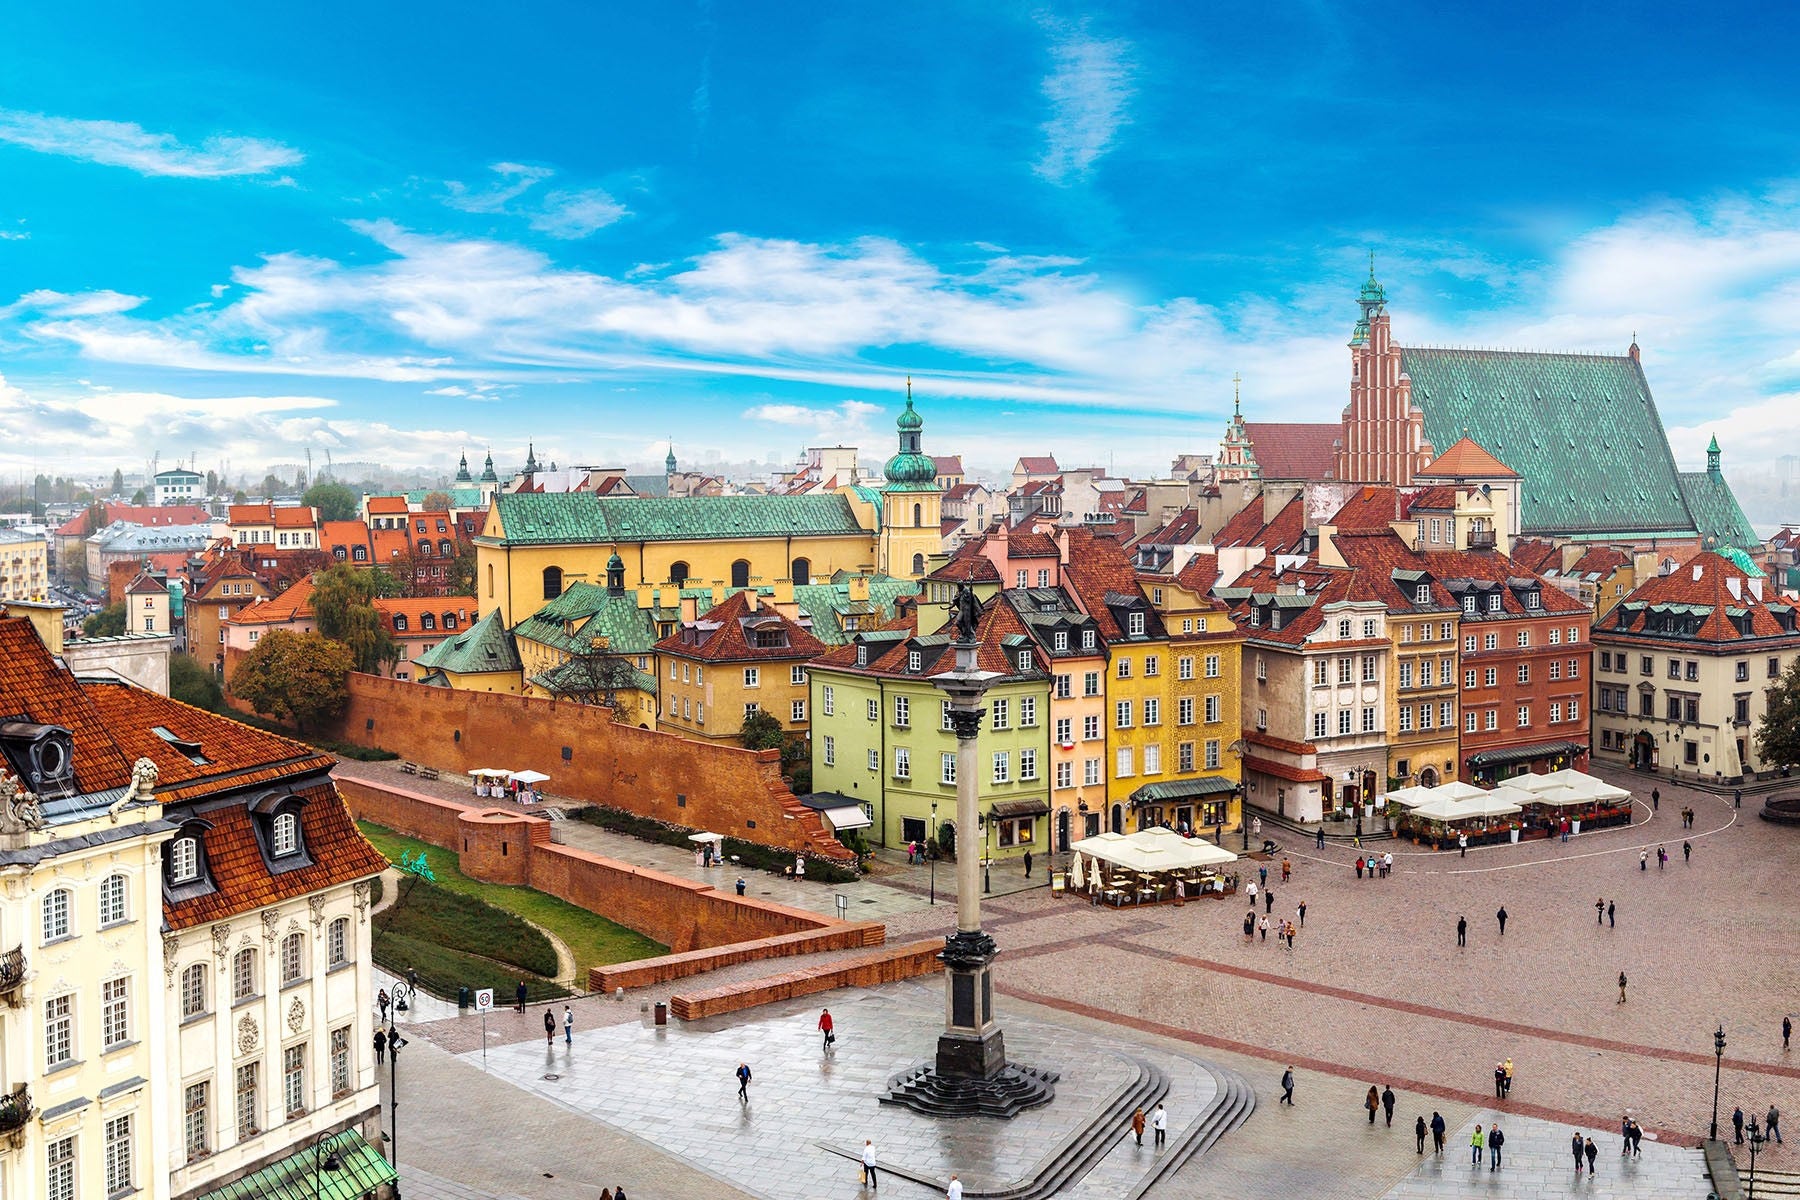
[3,3,1800,482]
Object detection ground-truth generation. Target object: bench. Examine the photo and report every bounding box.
[398,761,419,775]
[418,766,440,781]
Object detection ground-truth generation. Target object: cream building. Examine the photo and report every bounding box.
[0,527,48,602]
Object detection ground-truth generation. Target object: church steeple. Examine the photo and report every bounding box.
[480,450,497,483]
[523,442,540,474]
[1707,433,1721,477]
[665,441,677,475]
[454,450,472,484]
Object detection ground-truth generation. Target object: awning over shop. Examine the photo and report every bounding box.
[1129,777,1237,805]
[820,806,872,832]
[1467,740,1584,770]
[989,799,1050,819]
[194,1129,396,1200]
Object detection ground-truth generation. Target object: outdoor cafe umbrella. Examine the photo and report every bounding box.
[687,832,725,844]
[1070,853,1085,890]
[508,770,551,785]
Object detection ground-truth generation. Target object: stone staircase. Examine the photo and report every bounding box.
[1123,1064,1257,1200]
[1748,1166,1800,1197]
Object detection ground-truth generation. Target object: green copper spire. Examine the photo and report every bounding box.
[1707,433,1721,476]
[883,378,937,490]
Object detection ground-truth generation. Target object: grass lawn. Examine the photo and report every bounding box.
[358,822,667,972]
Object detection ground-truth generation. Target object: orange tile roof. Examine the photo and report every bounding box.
[228,576,317,625]
[1606,552,1798,644]
[1330,486,1402,532]
[926,549,1001,583]
[1419,436,1519,479]
[656,590,826,662]
[370,528,411,561]
[0,618,133,791]
[229,504,273,524]
[319,520,373,555]
[1174,553,1220,594]
[1060,527,1162,643]
[1407,485,1460,511]
[367,496,410,515]
[1016,456,1059,473]
[272,506,318,528]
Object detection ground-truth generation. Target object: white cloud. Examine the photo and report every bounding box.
[744,399,882,440]
[443,163,554,214]
[1034,22,1135,185]
[0,109,301,178]
[0,230,26,241]
[443,163,627,239]
[529,188,628,238]
[2,289,144,318]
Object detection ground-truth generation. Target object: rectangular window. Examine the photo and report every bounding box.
[1771,657,1783,679]
[1567,626,1581,643]
[1465,711,1478,732]
[1549,702,1563,724]
[284,1044,306,1116]
[1020,696,1037,726]
[105,1114,133,1196]
[1363,618,1378,638]
[1686,661,1699,682]
[1312,711,1327,738]
[1484,667,1497,687]
[1668,658,1681,680]
[1399,662,1413,688]
[185,1081,210,1161]
[791,699,806,722]
[1116,657,1132,679]
[1179,741,1195,772]
[1178,696,1195,725]
[1143,744,1161,775]
[1549,627,1562,645]
[866,698,879,722]
[991,699,1010,729]
[1019,748,1038,780]
[1361,707,1376,733]
[1567,698,1579,722]
[1517,705,1531,727]
[992,751,1010,783]
[941,700,954,730]
[1205,739,1221,769]
[1736,661,1750,682]
[941,753,956,785]
[1314,659,1329,686]
[1084,758,1102,786]
[1055,674,1072,698]
[1440,700,1453,727]
[1337,710,1352,735]
[742,666,760,689]
[1517,630,1530,648]
[1115,746,1134,777]
[1464,668,1476,690]
[1128,612,1146,636]
[822,735,835,766]
[1484,633,1497,651]
[867,748,879,772]
[1144,655,1159,677]
[49,1135,77,1200]
[1055,761,1073,788]
[1549,661,1562,681]
[1257,706,1268,730]
[1401,623,1414,643]
[742,702,759,721]
[1204,694,1220,723]
[1205,654,1220,678]
[1419,660,1434,687]
[1338,657,1353,684]
[43,888,69,941]
[1362,656,1377,682]
[1178,656,1194,680]
[791,665,806,686]
[1464,634,1477,653]
[1399,705,1414,732]
[1143,697,1161,726]
[1484,709,1498,731]
[236,1062,260,1139]
[1518,664,1531,684]
[1420,702,1435,729]
[45,993,73,1067]
[1084,715,1100,741]
[1569,658,1580,679]
[1055,716,1072,744]
[1084,672,1101,697]
[822,685,835,716]
[1115,700,1133,729]
[103,977,130,1048]
[893,747,911,779]
[893,696,909,727]
[1054,630,1069,652]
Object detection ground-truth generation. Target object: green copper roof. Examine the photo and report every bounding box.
[405,486,483,508]
[1678,470,1761,553]
[1401,347,1706,537]
[882,452,939,490]
[1708,433,1721,454]
[414,608,521,674]
[791,573,920,643]
[194,1130,396,1200]
[488,493,870,544]
[511,582,664,655]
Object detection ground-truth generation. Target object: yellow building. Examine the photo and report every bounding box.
[1141,563,1246,836]
[874,389,943,578]
[655,589,824,743]
[0,527,48,601]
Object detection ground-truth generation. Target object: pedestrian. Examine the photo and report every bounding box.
[1640,850,1648,871]
[1458,831,1468,857]
[1366,1085,1380,1125]
[614,1187,627,1200]
[1785,1015,1793,1051]
[1496,906,1507,935]
[1629,1117,1643,1155]
[1683,841,1692,864]
[1489,1122,1505,1170]
[862,1139,879,1189]
[1243,911,1256,939]
[1735,1106,1746,1145]
[378,988,390,1022]
[1456,915,1467,947]
[544,1009,555,1045]
[1281,857,1292,882]
[735,876,747,896]
[819,1007,835,1050]
[1383,851,1394,878]
[1607,900,1615,928]
[1259,865,1268,887]
[1431,1111,1446,1154]
[1253,816,1261,839]
[1735,788,1743,809]
[1355,856,1364,880]
[736,1061,752,1101]
[1493,1063,1506,1099]
[1561,817,1570,843]
[1596,896,1605,924]
[1470,1123,1485,1165]
[563,1004,573,1045]
[1377,1084,1395,1126]
[1617,971,1627,1004]
[1502,1057,1513,1095]
[515,979,527,1014]
[1285,921,1296,949]
[1651,787,1660,811]
[601,1190,613,1200]
[1280,1067,1295,1105]
[1585,1136,1598,1173]
[1415,1114,1427,1154]
[1264,889,1275,914]
[1023,850,1033,878]
[1316,827,1326,850]
[1258,915,1269,942]
[1247,879,1257,905]
[374,1027,387,1064]
[1657,845,1667,869]
[1152,1101,1167,1149]
[1131,1107,1146,1146]
[1298,900,1307,927]
[1770,1105,1783,1144]
[946,1175,963,1200]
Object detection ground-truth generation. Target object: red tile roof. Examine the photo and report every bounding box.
[1174,553,1220,594]
[932,456,964,475]
[1060,528,1162,643]
[125,571,169,597]
[319,520,373,558]
[373,597,474,637]
[1243,422,1338,480]
[1568,546,1629,576]
[229,576,317,625]
[1407,485,1460,511]
[1419,436,1519,479]
[926,548,1002,583]
[1243,755,1328,783]
[1330,486,1402,532]
[367,496,410,515]
[1606,552,1797,644]
[1016,456,1060,474]
[57,503,213,536]
[1006,532,1060,559]
[0,618,134,790]
[229,504,273,524]
[273,506,318,529]
[656,590,826,662]
[1508,538,1560,572]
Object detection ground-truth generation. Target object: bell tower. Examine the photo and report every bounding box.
[878,379,944,578]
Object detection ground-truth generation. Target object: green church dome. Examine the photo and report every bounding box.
[884,394,937,489]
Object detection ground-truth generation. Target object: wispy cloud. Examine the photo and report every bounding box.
[443,163,628,239]
[1,289,144,318]
[744,399,881,440]
[0,109,301,178]
[1034,21,1135,185]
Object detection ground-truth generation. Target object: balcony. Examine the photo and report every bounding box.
[0,947,22,1003]
[0,1084,33,1144]
[1467,529,1497,551]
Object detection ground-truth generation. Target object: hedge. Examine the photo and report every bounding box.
[375,875,558,977]
[371,931,568,1004]
[568,805,859,883]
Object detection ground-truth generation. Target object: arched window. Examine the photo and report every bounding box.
[353,545,368,562]
[914,503,922,527]
[42,888,71,942]
[543,566,564,599]
[180,963,209,1018]
[669,562,689,586]
[328,917,350,967]
[417,540,433,557]
[232,948,257,1000]
[486,563,494,597]
[440,540,453,557]
[911,553,925,575]
[791,558,811,587]
[730,560,751,589]
[421,613,436,631]
[393,614,408,632]
[168,832,202,884]
[99,874,128,927]
[280,932,305,985]
[271,811,301,858]
[333,546,346,560]
[442,613,458,630]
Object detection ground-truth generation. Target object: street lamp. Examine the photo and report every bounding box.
[980,813,991,894]
[1748,1115,1765,1200]
[1711,1025,1727,1140]
[386,980,415,1197]
[313,1129,343,1200]
[929,799,938,906]
[1239,785,1249,852]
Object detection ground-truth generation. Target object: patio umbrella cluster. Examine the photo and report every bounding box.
[1067,827,1238,906]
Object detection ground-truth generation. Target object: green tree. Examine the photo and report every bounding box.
[1757,659,1800,769]
[82,603,126,637]
[739,708,786,751]
[111,468,124,496]
[311,564,399,673]
[205,469,219,495]
[421,490,454,511]
[259,474,284,499]
[169,654,224,711]
[302,480,360,522]
[228,629,352,732]
[130,487,148,505]
[232,489,249,504]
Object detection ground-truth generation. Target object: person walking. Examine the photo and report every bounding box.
[1264,889,1275,914]
[378,988,391,1022]
[1596,896,1605,924]
[373,1027,387,1064]
[861,1139,879,1189]
[1284,920,1296,950]
[1657,845,1667,869]
[1131,1107,1146,1146]
[1258,915,1269,942]
[1470,1124,1485,1166]
[1488,1122,1505,1170]
[1785,1015,1792,1051]
[1735,1105,1746,1145]
[1735,788,1743,809]
[1572,1130,1586,1172]
[1584,1136,1598,1173]
[1253,816,1262,839]
[1560,816,1570,842]
[1457,916,1467,948]
[1023,850,1033,879]
[544,1009,555,1046]
[514,980,527,1014]
[1243,911,1256,939]
[1381,1085,1396,1127]
[1415,1114,1428,1154]
[1683,840,1692,864]
[1259,865,1268,888]
[819,1007,835,1050]
[1607,900,1615,928]
[1430,1111,1447,1154]
[1247,880,1258,906]
[1769,1105,1783,1144]
[1651,787,1660,811]
[1366,1085,1380,1125]
[1493,1063,1506,1099]
[1458,831,1468,857]
[1502,1057,1513,1096]
[946,1176,963,1200]
[1281,857,1292,882]
[1496,906,1508,935]
[736,1062,752,1101]
[1355,856,1364,880]
[1640,849,1648,871]
[1298,900,1307,927]
[563,1004,573,1045]
[735,876,747,896]
[1617,971,1628,1004]
[1316,826,1326,850]
[1152,1101,1167,1149]
[1280,1067,1295,1106]
[1383,851,1394,878]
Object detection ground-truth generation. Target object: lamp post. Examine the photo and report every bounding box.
[1748,1115,1765,1200]
[1239,785,1249,852]
[312,1129,343,1200]
[386,980,415,1197]
[929,799,938,906]
[1711,1025,1726,1140]
[981,813,992,895]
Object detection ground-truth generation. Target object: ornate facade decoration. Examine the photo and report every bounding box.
[130,756,159,799]
[0,771,44,834]
[353,880,370,920]
[286,996,306,1034]
[261,909,280,945]
[163,934,181,989]
[236,1013,259,1055]
[212,924,233,967]
[308,894,327,927]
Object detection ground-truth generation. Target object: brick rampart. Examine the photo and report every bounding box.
[667,941,944,1020]
[327,673,851,861]
[588,923,886,992]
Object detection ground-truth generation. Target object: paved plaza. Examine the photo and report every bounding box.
[372,764,1790,1196]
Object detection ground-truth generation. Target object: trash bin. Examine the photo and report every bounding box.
[458,986,471,1009]
[654,1002,668,1026]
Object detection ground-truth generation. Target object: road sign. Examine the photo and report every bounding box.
[474,988,494,1013]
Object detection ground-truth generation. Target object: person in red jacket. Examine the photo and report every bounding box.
[818,1007,835,1050]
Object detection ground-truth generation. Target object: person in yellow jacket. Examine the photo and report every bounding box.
[1470,1123,1485,1166]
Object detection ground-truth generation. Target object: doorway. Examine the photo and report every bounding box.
[1056,808,1071,852]
[1110,803,1124,835]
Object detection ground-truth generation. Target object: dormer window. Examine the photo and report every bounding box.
[1250,607,1261,628]
[1018,649,1034,671]
[169,832,202,885]
[272,811,301,858]
[443,614,458,630]
[1081,629,1096,651]
[1054,631,1068,651]
[1462,595,1476,616]
[1414,584,1430,604]
[1526,590,1541,610]
[394,615,408,632]
[1487,594,1502,613]
[1127,612,1145,637]
[856,644,868,667]
[907,650,923,672]
[250,795,311,872]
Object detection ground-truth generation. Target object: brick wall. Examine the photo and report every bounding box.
[327,673,851,861]
[668,941,944,1020]
[589,922,885,992]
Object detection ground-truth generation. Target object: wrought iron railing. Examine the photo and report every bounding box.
[0,1084,33,1135]
[0,947,23,998]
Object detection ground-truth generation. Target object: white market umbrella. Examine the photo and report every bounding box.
[687,831,726,844]
[467,768,511,777]
[1070,853,1085,889]
[509,770,551,785]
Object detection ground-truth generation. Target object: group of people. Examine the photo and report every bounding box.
[1732,1104,1784,1145]
[1128,1102,1169,1148]
[1353,852,1394,879]
[857,1139,963,1197]
[1491,1057,1514,1098]
[1243,908,1298,948]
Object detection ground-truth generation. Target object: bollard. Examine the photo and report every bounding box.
[654,1001,668,1026]
[615,986,625,1002]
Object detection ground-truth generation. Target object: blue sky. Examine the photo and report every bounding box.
[3,1,1800,485]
